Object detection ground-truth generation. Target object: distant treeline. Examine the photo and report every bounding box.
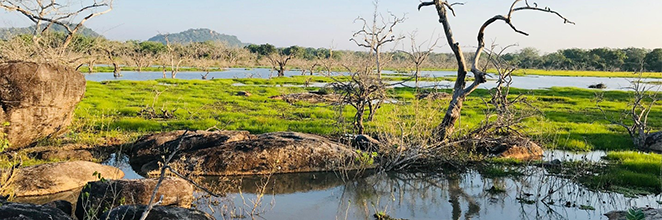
[2,32,661,73]
[496,47,662,72]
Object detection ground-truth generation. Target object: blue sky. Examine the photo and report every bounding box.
[1,0,661,53]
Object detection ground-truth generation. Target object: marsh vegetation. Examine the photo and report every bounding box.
[1,0,662,219]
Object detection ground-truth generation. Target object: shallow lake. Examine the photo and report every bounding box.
[95,152,662,220]
[84,68,662,91]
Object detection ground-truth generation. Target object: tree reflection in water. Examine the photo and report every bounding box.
[193,167,662,220]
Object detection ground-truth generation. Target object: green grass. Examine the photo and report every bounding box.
[59,77,662,153]
[582,151,662,195]
[3,75,661,173]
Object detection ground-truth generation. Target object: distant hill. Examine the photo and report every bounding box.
[0,24,102,40]
[147,28,244,47]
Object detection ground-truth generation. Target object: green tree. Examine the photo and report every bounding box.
[139,41,167,55]
[622,48,648,71]
[518,47,542,69]
[561,48,590,70]
[644,48,662,72]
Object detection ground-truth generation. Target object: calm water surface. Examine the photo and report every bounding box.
[98,153,661,220]
[84,68,662,91]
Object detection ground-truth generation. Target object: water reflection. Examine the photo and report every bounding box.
[194,168,661,220]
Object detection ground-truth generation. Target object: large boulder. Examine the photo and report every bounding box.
[13,161,124,197]
[0,200,73,220]
[645,131,662,152]
[0,61,86,150]
[75,177,194,220]
[130,130,252,173]
[130,131,359,176]
[100,205,214,220]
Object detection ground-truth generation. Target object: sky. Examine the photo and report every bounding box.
[1,0,661,53]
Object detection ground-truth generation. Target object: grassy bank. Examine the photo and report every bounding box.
[64,78,661,152]
[581,151,662,195]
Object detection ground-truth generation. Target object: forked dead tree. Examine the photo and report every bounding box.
[164,36,188,78]
[418,0,573,141]
[350,0,405,79]
[0,0,113,50]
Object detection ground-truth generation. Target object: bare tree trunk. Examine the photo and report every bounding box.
[437,95,465,140]
[419,0,573,141]
[356,103,366,135]
[415,65,421,89]
[88,60,96,73]
[278,64,286,77]
[112,62,121,78]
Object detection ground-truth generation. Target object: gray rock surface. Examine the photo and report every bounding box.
[0,201,73,220]
[0,61,86,149]
[13,161,124,197]
[75,177,194,220]
[100,205,214,220]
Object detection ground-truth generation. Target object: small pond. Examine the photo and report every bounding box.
[96,152,661,220]
[84,68,662,91]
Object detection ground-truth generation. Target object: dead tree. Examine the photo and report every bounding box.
[332,56,386,135]
[0,0,113,51]
[403,31,440,89]
[126,41,153,72]
[267,46,302,77]
[164,36,187,78]
[100,40,124,77]
[418,0,573,141]
[470,43,538,138]
[350,1,405,79]
[598,68,660,149]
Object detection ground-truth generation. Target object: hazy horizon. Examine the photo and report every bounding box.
[1,0,661,53]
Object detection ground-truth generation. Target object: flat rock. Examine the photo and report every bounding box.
[13,161,124,197]
[130,131,359,176]
[100,205,214,220]
[75,177,194,220]
[130,130,251,172]
[0,61,86,150]
[0,200,73,220]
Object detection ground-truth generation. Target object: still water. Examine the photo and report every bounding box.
[96,153,661,220]
[84,68,662,91]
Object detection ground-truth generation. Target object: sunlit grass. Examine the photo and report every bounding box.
[65,78,662,152]
[582,151,662,194]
